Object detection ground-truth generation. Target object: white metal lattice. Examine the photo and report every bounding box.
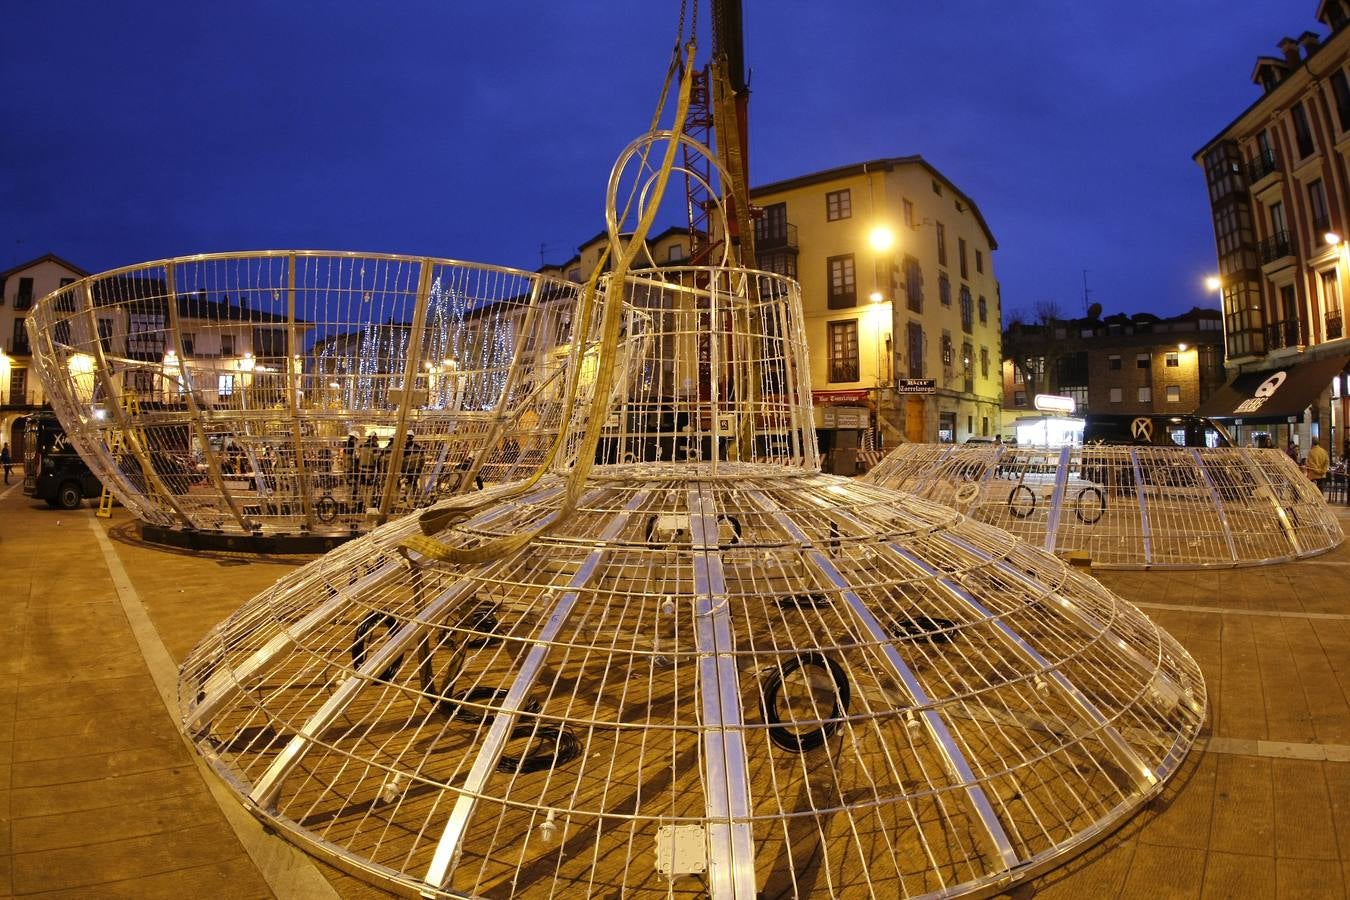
[177,266,1207,898]
[864,443,1344,568]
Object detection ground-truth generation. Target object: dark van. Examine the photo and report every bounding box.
[21,413,103,509]
[1082,414,1232,449]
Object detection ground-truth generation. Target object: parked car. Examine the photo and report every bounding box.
[21,412,103,509]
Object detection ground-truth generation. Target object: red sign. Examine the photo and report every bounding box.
[812,389,870,403]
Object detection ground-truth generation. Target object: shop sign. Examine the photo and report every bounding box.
[897,378,935,394]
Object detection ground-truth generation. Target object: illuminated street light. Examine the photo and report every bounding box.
[1178,343,1188,351]
[869,290,884,303]
[1326,231,1342,245]
[868,225,895,253]
[1204,276,1221,292]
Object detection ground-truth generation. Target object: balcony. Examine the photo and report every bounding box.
[1260,230,1295,265]
[1247,150,1279,185]
[2,391,28,407]
[1264,318,1302,350]
[1328,313,1344,340]
[13,293,33,311]
[755,222,798,253]
[7,338,31,356]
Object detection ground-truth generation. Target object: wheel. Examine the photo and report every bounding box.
[315,495,339,523]
[57,481,83,510]
[1007,484,1036,519]
[1075,486,1105,524]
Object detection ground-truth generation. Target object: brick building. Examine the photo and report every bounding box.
[1002,307,1226,428]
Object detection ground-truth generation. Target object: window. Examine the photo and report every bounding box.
[1291,102,1315,158]
[755,202,787,246]
[980,346,989,378]
[977,295,987,325]
[567,267,581,282]
[1332,69,1350,132]
[939,273,951,307]
[14,277,34,310]
[220,333,235,356]
[961,341,974,391]
[931,179,943,196]
[182,332,195,356]
[936,222,947,266]
[128,312,165,354]
[959,287,973,332]
[903,199,915,228]
[8,367,26,405]
[827,254,857,309]
[967,415,974,434]
[1166,385,1181,402]
[1014,390,1027,408]
[903,256,923,313]
[54,320,71,346]
[941,332,954,369]
[667,243,685,262]
[1165,351,1179,367]
[975,249,984,274]
[1136,353,1151,369]
[97,318,114,353]
[55,279,77,312]
[1270,199,1288,237]
[958,238,968,279]
[826,189,851,221]
[218,374,235,396]
[907,322,924,378]
[1138,386,1152,402]
[1064,385,1088,409]
[828,320,859,382]
[982,416,989,436]
[1308,179,1330,231]
[1110,387,1122,403]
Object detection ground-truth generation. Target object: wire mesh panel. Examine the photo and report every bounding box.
[26,252,623,538]
[865,444,1344,568]
[179,472,1205,899]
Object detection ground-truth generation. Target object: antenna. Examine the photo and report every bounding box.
[1081,269,1092,316]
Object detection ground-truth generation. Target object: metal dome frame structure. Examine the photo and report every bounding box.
[179,265,1207,899]
[25,251,634,544]
[863,443,1344,569]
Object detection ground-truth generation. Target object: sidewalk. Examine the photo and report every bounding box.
[0,482,1347,898]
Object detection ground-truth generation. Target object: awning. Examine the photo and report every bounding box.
[1195,353,1349,423]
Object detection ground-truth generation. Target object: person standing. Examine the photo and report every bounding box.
[1,444,12,484]
[1306,438,1330,491]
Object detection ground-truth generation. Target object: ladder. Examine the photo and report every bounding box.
[97,391,142,518]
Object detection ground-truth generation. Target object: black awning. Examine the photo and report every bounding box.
[1195,353,1350,423]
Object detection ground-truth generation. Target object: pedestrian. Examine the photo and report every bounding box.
[0,444,11,484]
[1306,437,1330,491]
[1286,439,1299,462]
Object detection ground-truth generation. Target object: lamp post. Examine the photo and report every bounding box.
[867,225,896,451]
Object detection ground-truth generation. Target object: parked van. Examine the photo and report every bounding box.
[21,413,103,509]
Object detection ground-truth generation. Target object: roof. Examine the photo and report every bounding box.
[749,156,999,250]
[0,253,88,281]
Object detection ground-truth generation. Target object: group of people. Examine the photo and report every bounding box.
[1285,437,1333,490]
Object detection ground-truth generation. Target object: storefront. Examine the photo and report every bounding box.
[812,389,872,474]
[1195,353,1350,455]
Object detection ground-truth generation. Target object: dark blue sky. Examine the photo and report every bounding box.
[0,1,1316,319]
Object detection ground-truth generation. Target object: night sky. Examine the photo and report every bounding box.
[0,1,1316,319]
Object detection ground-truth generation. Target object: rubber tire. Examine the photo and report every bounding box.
[1075,486,1105,524]
[57,482,83,510]
[1007,484,1036,519]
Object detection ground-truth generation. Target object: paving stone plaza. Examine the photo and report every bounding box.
[0,481,1348,899]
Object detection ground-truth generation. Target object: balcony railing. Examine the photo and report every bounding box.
[1264,318,1301,350]
[1328,313,1344,340]
[1247,150,1279,183]
[3,391,28,406]
[1260,230,1295,264]
[755,222,799,253]
[7,338,30,356]
[829,360,859,383]
[12,293,33,310]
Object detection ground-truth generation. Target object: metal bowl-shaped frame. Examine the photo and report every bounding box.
[864,443,1344,568]
[26,251,634,539]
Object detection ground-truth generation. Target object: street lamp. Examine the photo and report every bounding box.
[1326,231,1343,246]
[868,225,895,253]
[1204,276,1221,292]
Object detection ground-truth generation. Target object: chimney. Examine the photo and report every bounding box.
[1278,36,1302,66]
[1299,30,1321,58]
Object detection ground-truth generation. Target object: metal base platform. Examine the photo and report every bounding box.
[139,522,357,554]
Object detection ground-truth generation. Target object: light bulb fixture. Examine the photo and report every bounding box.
[1326,231,1342,246]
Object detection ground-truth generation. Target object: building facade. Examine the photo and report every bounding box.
[1194,1,1350,454]
[749,158,1003,456]
[1001,308,1226,426]
[0,254,88,456]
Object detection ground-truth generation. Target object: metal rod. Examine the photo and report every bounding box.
[377,259,436,523]
[285,253,315,530]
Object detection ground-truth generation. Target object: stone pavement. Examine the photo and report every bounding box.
[0,481,1347,898]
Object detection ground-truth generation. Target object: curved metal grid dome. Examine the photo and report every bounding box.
[864,443,1344,568]
[25,252,630,538]
[179,267,1205,899]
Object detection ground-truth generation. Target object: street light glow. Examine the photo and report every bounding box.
[1326,231,1342,245]
[869,291,884,303]
[1204,276,1221,292]
[1177,343,1188,351]
[868,225,895,252]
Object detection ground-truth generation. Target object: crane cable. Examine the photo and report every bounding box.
[401,39,699,565]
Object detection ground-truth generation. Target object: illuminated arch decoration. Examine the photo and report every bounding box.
[26,252,635,542]
[178,266,1205,898]
[864,443,1343,568]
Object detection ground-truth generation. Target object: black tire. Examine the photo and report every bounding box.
[350,612,405,683]
[45,498,61,508]
[315,495,339,523]
[1007,484,1036,519]
[1075,486,1105,524]
[57,481,83,510]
